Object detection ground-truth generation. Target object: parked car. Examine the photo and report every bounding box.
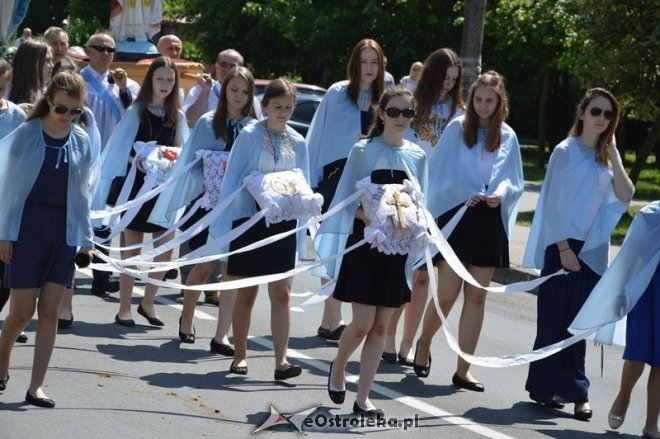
[254,79,326,97]
[257,90,325,137]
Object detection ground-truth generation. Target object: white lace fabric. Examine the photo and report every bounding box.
[244,168,323,225]
[198,149,230,209]
[358,177,429,256]
[133,141,180,185]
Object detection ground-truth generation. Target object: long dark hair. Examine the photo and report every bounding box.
[367,86,414,140]
[261,77,296,109]
[135,56,180,129]
[413,48,463,133]
[10,40,50,105]
[212,66,256,139]
[26,70,86,122]
[346,39,384,107]
[568,88,620,165]
[462,71,509,152]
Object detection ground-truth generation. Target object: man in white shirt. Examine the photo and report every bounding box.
[44,27,69,64]
[80,32,140,296]
[81,32,140,148]
[182,48,261,127]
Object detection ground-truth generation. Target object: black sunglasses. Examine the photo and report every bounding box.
[385,107,415,119]
[53,105,83,116]
[89,45,116,54]
[589,107,614,120]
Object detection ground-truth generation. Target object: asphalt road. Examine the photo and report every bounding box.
[0,262,650,439]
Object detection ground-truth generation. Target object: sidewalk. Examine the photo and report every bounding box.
[491,182,634,290]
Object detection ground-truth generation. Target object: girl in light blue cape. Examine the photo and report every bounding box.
[524,88,634,419]
[0,71,94,407]
[213,79,308,380]
[414,71,524,391]
[394,48,465,364]
[96,57,190,328]
[150,66,257,350]
[306,39,386,341]
[319,86,427,415]
[570,201,658,436]
[0,58,26,139]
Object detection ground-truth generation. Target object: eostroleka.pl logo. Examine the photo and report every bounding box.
[253,404,419,434]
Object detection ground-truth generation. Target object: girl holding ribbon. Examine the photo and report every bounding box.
[96,56,189,328]
[523,88,634,420]
[306,39,385,341]
[150,66,258,353]
[212,78,308,381]
[384,47,465,366]
[413,71,524,392]
[316,86,427,417]
[0,71,94,407]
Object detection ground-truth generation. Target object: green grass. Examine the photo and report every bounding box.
[516,205,643,246]
[520,146,660,200]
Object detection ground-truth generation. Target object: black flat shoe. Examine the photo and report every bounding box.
[398,353,414,367]
[25,390,55,408]
[574,406,593,421]
[16,332,28,343]
[452,372,485,392]
[164,268,178,280]
[327,362,345,404]
[352,401,384,418]
[58,316,73,328]
[137,304,164,327]
[318,324,346,341]
[210,338,235,356]
[381,351,397,363]
[114,314,135,327]
[178,317,195,343]
[229,361,248,375]
[530,393,564,409]
[274,364,302,381]
[0,374,8,391]
[413,340,431,378]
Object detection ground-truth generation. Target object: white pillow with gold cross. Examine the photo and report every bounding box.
[357,177,429,256]
[244,168,324,225]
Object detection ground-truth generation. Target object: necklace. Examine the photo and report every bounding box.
[147,103,166,120]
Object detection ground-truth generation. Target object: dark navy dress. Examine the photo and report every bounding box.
[525,239,601,404]
[332,169,412,308]
[4,132,77,288]
[624,264,660,366]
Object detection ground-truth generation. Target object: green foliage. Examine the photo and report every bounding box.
[66,0,110,46]
[565,0,659,122]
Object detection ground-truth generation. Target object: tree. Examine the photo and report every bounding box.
[460,0,487,97]
[566,0,659,183]
[488,0,580,167]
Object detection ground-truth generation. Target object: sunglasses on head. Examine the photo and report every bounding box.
[385,107,415,119]
[52,104,83,116]
[218,60,238,69]
[89,45,116,54]
[589,107,614,120]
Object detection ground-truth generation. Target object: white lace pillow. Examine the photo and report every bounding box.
[133,141,180,185]
[196,149,230,209]
[244,168,323,225]
[357,177,429,257]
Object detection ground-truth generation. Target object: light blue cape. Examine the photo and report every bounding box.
[0,119,94,247]
[149,112,256,226]
[426,116,524,239]
[208,121,310,261]
[569,201,659,344]
[306,80,362,187]
[0,99,26,139]
[522,136,631,274]
[94,104,190,210]
[313,137,428,283]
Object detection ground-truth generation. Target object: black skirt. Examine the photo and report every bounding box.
[434,201,509,268]
[333,169,411,308]
[226,207,297,277]
[126,170,165,233]
[180,195,210,252]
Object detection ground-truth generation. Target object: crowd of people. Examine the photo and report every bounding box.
[0,25,657,439]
